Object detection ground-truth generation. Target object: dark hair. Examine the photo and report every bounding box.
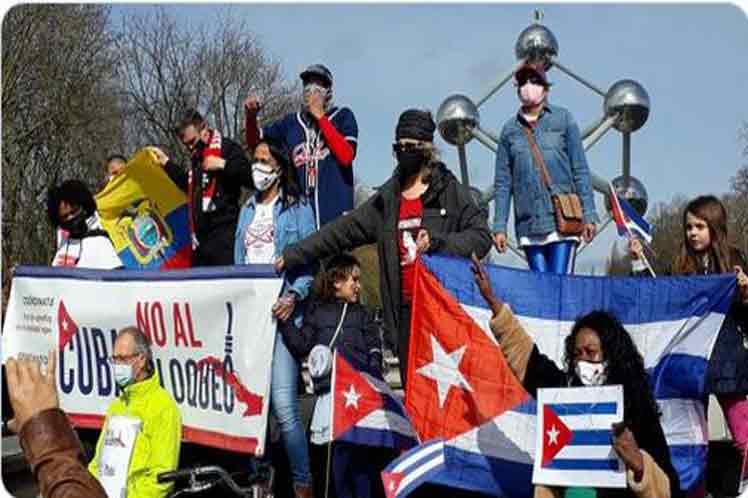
[312,254,360,302]
[46,180,96,227]
[173,108,204,135]
[563,311,660,426]
[253,137,302,204]
[106,154,127,165]
[673,195,741,275]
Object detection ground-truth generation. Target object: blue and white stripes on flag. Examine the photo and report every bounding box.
[422,255,736,493]
[382,439,446,498]
[534,386,625,488]
[609,184,652,244]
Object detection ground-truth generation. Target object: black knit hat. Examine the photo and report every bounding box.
[395,109,436,142]
[47,179,96,226]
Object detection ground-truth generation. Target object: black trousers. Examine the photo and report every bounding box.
[194,223,236,267]
[397,304,412,389]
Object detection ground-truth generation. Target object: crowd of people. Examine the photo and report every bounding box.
[7,61,748,498]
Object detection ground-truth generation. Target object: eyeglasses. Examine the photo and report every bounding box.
[108,353,141,364]
[392,142,428,154]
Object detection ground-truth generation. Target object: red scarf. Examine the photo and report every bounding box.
[187,129,223,245]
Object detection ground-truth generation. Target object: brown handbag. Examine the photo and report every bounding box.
[522,126,585,236]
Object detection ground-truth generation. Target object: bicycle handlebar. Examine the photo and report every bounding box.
[158,465,253,497]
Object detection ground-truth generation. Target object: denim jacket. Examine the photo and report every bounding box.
[492,104,599,239]
[234,193,316,323]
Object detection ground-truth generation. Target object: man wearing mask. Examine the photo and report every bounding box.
[105,154,128,182]
[155,108,253,266]
[47,179,123,269]
[244,64,358,229]
[89,327,181,498]
[492,62,598,274]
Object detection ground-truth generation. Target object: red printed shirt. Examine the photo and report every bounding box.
[398,196,424,304]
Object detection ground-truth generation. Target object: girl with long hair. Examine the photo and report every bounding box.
[631,195,748,468]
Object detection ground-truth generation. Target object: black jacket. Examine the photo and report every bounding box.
[523,346,683,498]
[283,162,493,347]
[164,135,252,239]
[279,300,383,394]
[632,250,748,395]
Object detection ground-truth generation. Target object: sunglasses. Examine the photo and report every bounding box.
[392,142,428,154]
[517,74,545,87]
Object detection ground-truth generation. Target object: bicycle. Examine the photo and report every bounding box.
[158,462,275,498]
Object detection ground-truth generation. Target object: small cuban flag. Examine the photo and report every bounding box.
[533,385,626,489]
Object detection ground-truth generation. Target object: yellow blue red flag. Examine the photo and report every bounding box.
[95,148,192,269]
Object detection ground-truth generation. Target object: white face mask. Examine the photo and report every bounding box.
[113,363,135,388]
[308,344,333,379]
[574,359,608,386]
[251,162,279,192]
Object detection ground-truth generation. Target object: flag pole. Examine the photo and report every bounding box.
[325,352,337,498]
[609,182,656,278]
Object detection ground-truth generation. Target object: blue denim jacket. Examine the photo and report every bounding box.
[234,193,316,324]
[492,104,599,238]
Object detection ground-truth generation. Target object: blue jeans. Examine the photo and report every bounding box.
[271,333,312,486]
[524,241,576,274]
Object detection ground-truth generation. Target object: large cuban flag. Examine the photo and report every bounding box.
[396,255,735,496]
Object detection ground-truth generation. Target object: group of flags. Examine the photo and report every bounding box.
[330,254,736,497]
[92,152,737,496]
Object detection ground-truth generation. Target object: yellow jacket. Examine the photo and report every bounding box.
[89,372,181,498]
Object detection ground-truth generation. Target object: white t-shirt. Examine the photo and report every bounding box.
[243,197,278,264]
[52,213,123,269]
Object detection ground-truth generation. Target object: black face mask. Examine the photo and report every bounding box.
[396,150,426,178]
[59,211,89,238]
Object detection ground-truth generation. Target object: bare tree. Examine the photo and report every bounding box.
[115,7,299,164]
[2,4,124,302]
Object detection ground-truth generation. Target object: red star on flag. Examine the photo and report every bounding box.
[57,300,79,349]
[406,262,530,442]
[332,353,384,440]
[541,405,572,466]
[381,470,405,498]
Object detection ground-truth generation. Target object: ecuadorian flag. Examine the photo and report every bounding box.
[96,148,192,269]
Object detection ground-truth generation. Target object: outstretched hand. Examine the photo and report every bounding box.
[6,350,59,433]
[471,254,502,315]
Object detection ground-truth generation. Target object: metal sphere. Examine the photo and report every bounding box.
[604,80,651,133]
[436,94,480,146]
[514,24,559,67]
[604,175,649,217]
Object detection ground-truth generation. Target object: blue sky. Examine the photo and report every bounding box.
[112,3,748,271]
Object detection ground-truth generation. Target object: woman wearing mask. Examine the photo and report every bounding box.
[472,255,682,498]
[47,179,122,269]
[234,137,317,498]
[277,109,493,386]
[492,62,598,274]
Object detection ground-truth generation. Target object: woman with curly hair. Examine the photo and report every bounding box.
[472,256,682,498]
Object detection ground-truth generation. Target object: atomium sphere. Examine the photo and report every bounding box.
[436,94,480,146]
[603,175,649,217]
[514,24,559,68]
[604,80,651,133]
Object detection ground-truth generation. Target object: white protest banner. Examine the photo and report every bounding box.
[2,265,283,455]
[533,385,625,489]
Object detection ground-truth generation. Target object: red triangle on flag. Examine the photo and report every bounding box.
[332,353,385,440]
[381,470,405,498]
[406,262,530,442]
[57,300,79,349]
[541,405,572,466]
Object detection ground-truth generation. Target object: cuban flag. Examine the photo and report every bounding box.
[331,351,418,450]
[534,385,625,488]
[609,183,652,243]
[394,255,735,496]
